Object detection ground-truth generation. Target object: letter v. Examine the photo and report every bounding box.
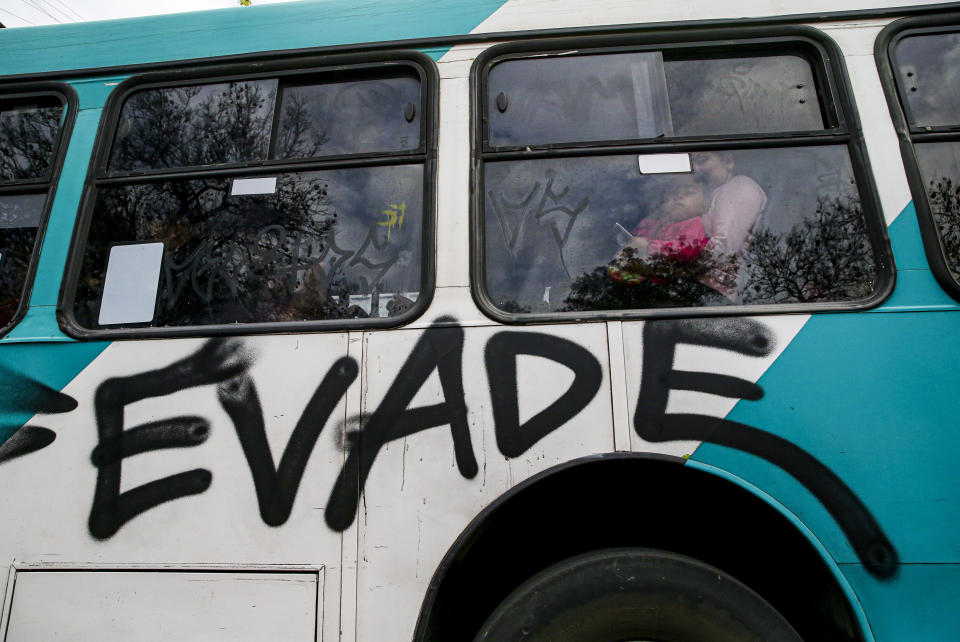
[218,357,358,526]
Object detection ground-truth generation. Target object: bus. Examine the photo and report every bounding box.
[0,0,957,639]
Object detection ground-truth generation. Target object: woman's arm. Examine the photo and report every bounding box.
[703,175,767,255]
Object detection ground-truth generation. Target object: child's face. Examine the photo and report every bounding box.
[661,182,706,221]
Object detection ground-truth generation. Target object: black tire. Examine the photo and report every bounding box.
[475,548,803,642]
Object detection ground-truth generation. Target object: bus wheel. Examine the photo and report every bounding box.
[474,548,803,642]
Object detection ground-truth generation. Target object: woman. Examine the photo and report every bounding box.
[691,151,767,301]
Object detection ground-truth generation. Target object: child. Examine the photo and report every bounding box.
[610,174,710,284]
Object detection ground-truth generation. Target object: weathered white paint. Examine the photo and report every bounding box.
[3,568,320,641]
[0,335,350,642]
[818,20,914,222]
[355,321,614,641]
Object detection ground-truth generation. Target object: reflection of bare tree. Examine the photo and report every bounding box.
[562,248,720,311]
[79,172,337,326]
[78,83,355,327]
[741,197,875,304]
[275,89,329,159]
[109,82,328,172]
[0,102,61,180]
[559,196,877,311]
[0,227,37,327]
[926,177,960,275]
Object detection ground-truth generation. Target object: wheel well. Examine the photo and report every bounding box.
[414,454,866,642]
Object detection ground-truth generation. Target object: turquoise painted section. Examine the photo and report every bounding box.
[876,268,959,311]
[693,198,960,564]
[0,0,507,77]
[685,460,875,642]
[886,201,928,271]
[693,312,960,562]
[3,306,74,344]
[72,77,128,110]
[876,202,960,312]
[0,341,108,442]
[841,564,960,642]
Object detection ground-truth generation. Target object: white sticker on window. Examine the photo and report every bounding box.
[637,153,691,174]
[231,176,277,196]
[98,242,164,326]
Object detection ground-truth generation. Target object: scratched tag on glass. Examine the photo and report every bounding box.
[98,242,164,325]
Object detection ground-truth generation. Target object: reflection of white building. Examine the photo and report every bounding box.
[347,291,419,317]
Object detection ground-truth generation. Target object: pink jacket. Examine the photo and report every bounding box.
[632,215,709,263]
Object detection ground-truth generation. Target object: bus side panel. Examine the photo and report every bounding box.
[0,334,354,642]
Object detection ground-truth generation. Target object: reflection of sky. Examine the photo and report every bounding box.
[897,33,960,127]
[484,146,859,308]
[488,52,670,146]
[294,165,423,293]
[665,55,822,135]
[279,75,420,157]
[916,141,960,187]
[0,193,44,228]
[487,51,825,148]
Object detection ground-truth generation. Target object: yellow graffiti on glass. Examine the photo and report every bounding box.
[379,201,406,241]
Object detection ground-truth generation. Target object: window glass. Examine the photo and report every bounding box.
[0,97,64,182]
[74,166,423,328]
[915,141,960,275]
[478,40,884,317]
[486,52,824,147]
[0,193,45,327]
[107,79,279,173]
[72,62,430,334]
[483,147,875,312]
[895,32,960,128]
[663,55,823,136]
[893,30,960,287]
[275,73,421,158]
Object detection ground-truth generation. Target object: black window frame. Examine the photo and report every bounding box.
[876,11,960,303]
[471,25,895,324]
[58,50,438,339]
[0,81,77,339]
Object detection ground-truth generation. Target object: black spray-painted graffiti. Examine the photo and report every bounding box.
[0,316,897,579]
[0,364,76,465]
[159,222,401,312]
[634,319,898,578]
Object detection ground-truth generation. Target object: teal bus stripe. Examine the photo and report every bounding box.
[0,0,509,77]
[692,201,960,572]
[0,342,108,442]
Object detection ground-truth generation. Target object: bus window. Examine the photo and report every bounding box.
[63,59,433,336]
[891,29,960,288]
[475,40,889,318]
[0,93,68,334]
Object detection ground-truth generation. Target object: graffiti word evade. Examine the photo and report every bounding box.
[1,317,897,579]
